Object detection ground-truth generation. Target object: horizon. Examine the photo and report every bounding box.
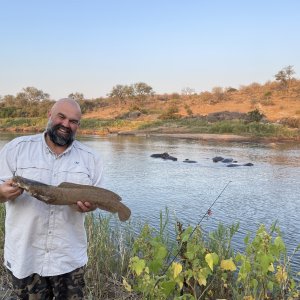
[1,1,300,100]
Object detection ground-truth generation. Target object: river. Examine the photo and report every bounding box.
[0,132,299,271]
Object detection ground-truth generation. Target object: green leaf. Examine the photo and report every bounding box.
[197,272,207,286]
[258,253,274,273]
[274,236,285,251]
[244,233,250,245]
[185,251,194,260]
[205,252,219,271]
[149,259,162,274]
[130,256,145,276]
[155,245,168,260]
[161,281,176,296]
[267,280,274,291]
[181,226,193,242]
[251,278,258,290]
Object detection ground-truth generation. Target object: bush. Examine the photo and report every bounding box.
[246,109,265,122]
[159,105,180,120]
[279,117,300,128]
[125,220,300,299]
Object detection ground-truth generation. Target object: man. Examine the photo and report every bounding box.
[0,98,104,299]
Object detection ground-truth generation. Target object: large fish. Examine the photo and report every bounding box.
[12,176,131,222]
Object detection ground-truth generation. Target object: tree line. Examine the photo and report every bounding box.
[0,66,297,118]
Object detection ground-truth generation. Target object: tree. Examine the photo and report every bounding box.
[2,95,16,106]
[109,82,154,105]
[211,86,226,103]
[68,92,84,101]
[274,65,295,90]
[132,82,154,99]
[108,84,134,105]
[181,87,195,96]
[19,87,50,102]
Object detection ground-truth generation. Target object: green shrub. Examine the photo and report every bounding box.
[247,109,265,122]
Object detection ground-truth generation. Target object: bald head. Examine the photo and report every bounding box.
[46,98,82,148]
[50,98,82,118]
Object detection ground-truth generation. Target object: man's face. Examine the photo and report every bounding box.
[46,103,81,147]
[46,119,77,147]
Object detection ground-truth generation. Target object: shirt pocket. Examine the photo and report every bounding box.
[57,165,92,185]
[16,161,51,181]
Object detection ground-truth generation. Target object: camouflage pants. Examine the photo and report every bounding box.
[8,267,85,300]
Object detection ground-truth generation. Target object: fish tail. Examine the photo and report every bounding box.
[118,205,131,221]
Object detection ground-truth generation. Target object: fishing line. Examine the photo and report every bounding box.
[154,180,232,287]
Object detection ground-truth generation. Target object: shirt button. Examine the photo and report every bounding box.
[48,231,52,235]
[50,211,54,215]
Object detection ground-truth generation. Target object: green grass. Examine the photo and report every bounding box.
[138,118,299,138]
[1,117,299,139]
[0,117,46,129]
[80,118,129,129]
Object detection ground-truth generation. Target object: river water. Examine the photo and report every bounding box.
[0,133,299,270]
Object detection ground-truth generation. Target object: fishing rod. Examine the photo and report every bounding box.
[154,180,232,287]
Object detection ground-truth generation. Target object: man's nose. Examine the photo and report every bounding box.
[61,118,71,128]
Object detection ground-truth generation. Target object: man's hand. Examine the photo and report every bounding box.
[0,179,24,203]
[72,201,97,213]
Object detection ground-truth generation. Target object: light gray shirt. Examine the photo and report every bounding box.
[0,133,104,279]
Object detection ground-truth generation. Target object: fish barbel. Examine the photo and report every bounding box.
[12,176,131,222]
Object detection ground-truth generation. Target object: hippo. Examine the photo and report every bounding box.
[150,152,177,161]
[227,163,254,167]
[221,158,234,163]
[183,159,197,163]
[212,157,236,163]
[226,163,240,167]
[212,156,224,163]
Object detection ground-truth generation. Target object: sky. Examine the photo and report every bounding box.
[1,0,300,100]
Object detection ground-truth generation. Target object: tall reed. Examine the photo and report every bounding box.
[84,212,136,298]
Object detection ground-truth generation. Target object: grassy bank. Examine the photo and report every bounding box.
[0,205,299,299]
[0,117,299,139]
[138,118,300,138]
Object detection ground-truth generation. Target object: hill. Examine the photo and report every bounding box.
[82,80,300,132]
[1,79,300,139]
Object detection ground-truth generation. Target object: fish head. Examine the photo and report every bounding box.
[12,176,48,191]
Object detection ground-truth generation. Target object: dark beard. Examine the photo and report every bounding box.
[46,122,75,147]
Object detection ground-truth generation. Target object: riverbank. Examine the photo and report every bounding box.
[1,127,300,144]
[117,129,300,143]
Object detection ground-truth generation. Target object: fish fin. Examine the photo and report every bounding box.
[59,183,122,201]
[58,182,84,188]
